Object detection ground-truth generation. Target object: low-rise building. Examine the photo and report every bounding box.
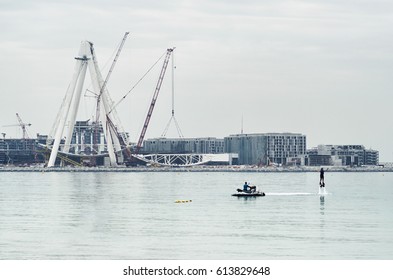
[224,133,307,165]
[0,138,46,165]
[143,137,225,154]
[307,145,379,166]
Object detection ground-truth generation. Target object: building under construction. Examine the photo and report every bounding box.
[0,121,119,167]
[0,136,47,165]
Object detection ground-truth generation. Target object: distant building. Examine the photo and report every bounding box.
[224,133,307,165]
[143,137,225,154]
[70,120,104,155]
[0,137,46,165]
[0,121,129,167]
[68,120,130,166]
[1,127,381,167]
[307,145,379,166]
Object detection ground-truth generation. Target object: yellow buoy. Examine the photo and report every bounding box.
[175,200,192,203]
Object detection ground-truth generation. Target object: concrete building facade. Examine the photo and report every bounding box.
[69,120,104,155]
[224,133,307,165]
[0,138,46,165]
[307,145,379,166]
[142,137,225,154]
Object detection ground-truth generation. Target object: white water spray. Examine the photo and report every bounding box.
[319,186,328,195]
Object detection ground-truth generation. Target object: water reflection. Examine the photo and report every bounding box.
[319,196,325,217]
[1,172,391,259]
[236,196,258,201]
[320,196,325,210]
[319,195,326,241]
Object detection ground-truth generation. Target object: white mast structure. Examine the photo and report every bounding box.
[47,38,128,167]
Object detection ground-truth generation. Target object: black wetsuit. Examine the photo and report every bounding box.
[320,169,325,186]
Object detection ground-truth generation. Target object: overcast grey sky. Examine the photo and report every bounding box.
[1,0,392,161]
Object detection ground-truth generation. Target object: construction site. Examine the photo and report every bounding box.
[0,33,238,168]
[0,34,381,168]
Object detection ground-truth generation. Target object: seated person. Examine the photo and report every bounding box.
[243,181,250,192]
[243,182,257,192]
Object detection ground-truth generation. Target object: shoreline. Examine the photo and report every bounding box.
[0,165,392,173]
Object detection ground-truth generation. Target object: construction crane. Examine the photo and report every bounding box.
[94,32,129,129]
[134,48,174,154]
[92,32,129,158]
[3,113,31,139]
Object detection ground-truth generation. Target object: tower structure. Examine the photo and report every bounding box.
[47,38,128,167]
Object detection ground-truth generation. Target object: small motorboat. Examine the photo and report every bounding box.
[232,188,265,197]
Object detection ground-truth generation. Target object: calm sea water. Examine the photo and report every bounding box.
[0,171,392,260]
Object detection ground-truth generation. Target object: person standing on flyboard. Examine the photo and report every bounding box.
[319,168,325,187]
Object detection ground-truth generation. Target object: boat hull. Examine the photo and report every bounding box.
[232,192,265,197]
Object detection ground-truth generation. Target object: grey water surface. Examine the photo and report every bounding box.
[0,171,392,259]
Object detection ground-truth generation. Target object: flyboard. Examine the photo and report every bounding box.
[319,183,328,195]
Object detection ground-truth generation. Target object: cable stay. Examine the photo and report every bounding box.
[161,48,184,138]
[161,115,184,138]
[108,50,167,114]
[84,88,98,98]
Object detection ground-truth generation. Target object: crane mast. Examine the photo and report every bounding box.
[16,113,31,139]
[94,32,129,126]
[92,32,129,156]
[3,113,31,139]
[134,48,174,154]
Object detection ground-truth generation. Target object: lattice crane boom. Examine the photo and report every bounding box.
[135,48,174,154]
[94,32,129,125]
[92,32,129,156]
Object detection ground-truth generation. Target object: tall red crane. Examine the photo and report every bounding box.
[134,48,174,154]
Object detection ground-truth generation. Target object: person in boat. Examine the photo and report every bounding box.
[319,167,325,187]
[243,181,257,192]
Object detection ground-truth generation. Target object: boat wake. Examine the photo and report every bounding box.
[265,192,314,196]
